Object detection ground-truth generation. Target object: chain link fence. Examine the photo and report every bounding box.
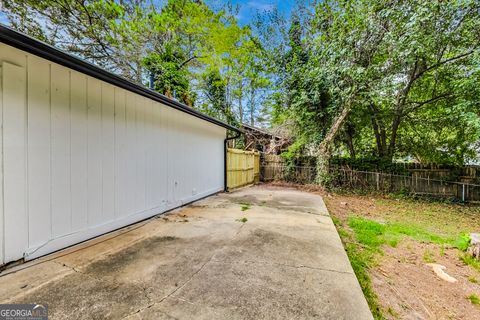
[260,164,480,203]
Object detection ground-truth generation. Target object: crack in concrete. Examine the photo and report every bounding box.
[51,260,153,306]
[52,260,84,275]
[121,222,246,319]
[121,253,216,319]
[227,259,354,275]
[159,255,215,302]
[234,222,246,237]
[254,204,330,217]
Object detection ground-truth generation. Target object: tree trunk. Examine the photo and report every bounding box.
[238,81,243,124]
[316,100,353,185]
[369,104,386,157]
[344,123,356,159]
[385,61,420,160]
[238,95,243,124]
[249,87,255,126]
[387,112,402,160]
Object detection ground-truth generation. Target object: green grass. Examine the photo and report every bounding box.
[236,217,248,223]
[240,202,252,211]
[423,250,436,263]
[333,220,383,319]
[387,306,399,318]
[347,217,387,250]
[468,276,478,284]
[467,294,480,305]
[347,216,466,251]
[461,254,480,272]
[331,216,341,226]
[345,242,383,319]
[439,245,446,257]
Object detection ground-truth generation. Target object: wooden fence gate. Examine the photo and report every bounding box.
[226,148,260,190]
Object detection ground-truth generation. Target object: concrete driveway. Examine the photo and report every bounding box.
[0,185,372,319]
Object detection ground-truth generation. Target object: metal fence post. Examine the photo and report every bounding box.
[462,183,465,203]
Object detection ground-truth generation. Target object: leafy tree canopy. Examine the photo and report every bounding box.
[4,0,270,122]
[265,0,480,168]
[3,0,480,168]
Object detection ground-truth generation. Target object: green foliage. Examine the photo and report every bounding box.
[467,294,480,305]
[143,46,193,105]
[330,157,411,175]
[268,0,480,168]
[270,13,337,156]
[198,68,239,125]
[280,138,317,169]
[236,217,248,223]
[240,203,251,211]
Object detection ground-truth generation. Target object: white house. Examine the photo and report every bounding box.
[0,25,240,266]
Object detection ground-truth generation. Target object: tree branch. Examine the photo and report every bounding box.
[407,92,453,111]
[178,55,205,69]
[414,49,477,81]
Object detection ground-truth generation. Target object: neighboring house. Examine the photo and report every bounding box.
[242,123,291,154]
[0,25,240,266]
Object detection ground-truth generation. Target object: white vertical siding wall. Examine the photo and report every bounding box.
[0,43,226,265]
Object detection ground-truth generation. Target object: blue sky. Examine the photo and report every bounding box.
[225,0,295,24]
[0,12,7,25]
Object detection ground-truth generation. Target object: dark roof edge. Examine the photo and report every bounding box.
[0,24,241,134]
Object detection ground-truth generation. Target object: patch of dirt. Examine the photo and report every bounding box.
[164,207,205,222]
[374,240,480,319]
[322,193,377,222]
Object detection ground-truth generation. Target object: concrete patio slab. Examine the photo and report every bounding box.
[0,185,373,319]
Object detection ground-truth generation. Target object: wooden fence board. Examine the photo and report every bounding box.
[227,148,260,190]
